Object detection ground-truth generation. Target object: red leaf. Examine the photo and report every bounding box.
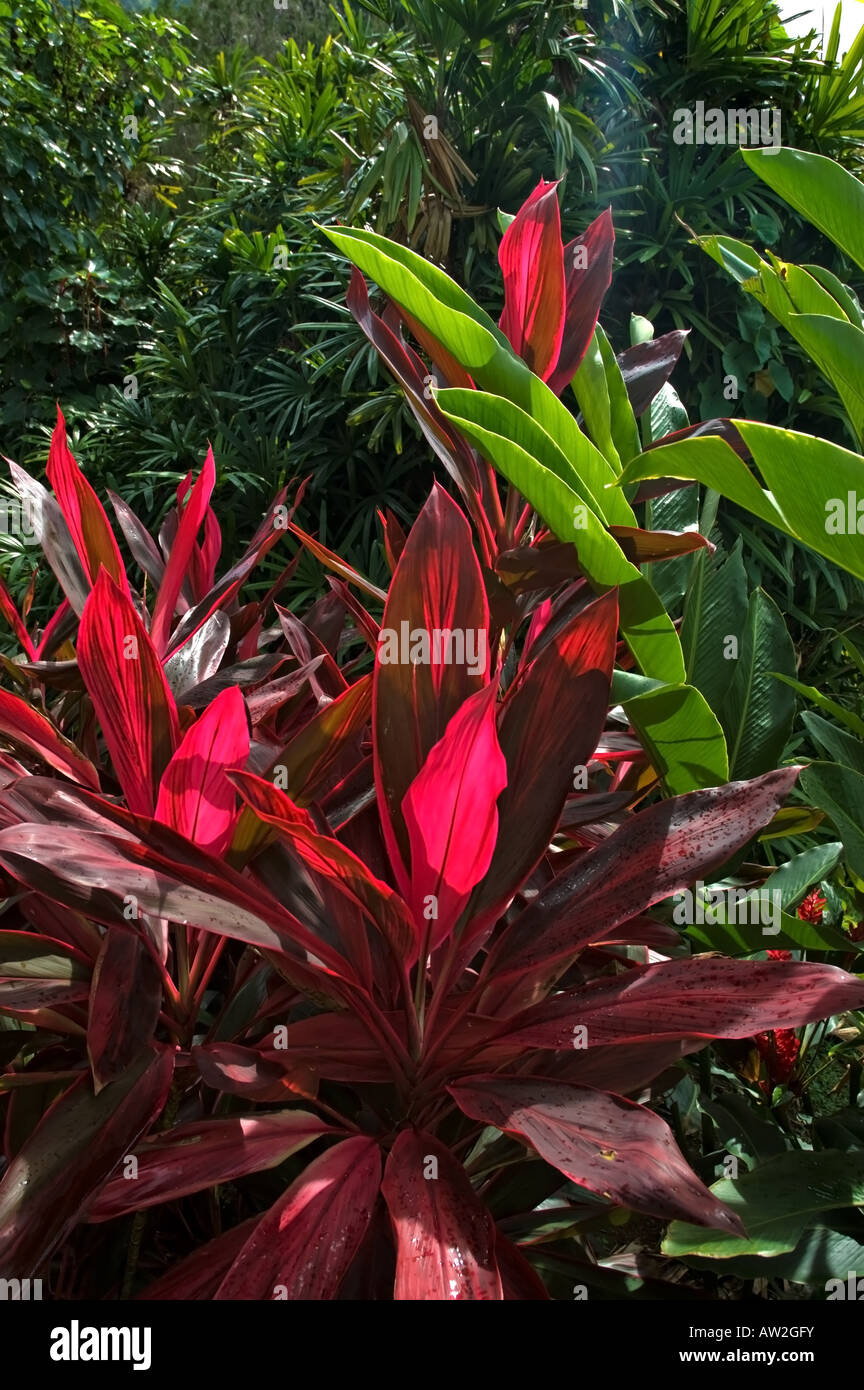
[0,1046,173,1276]
[78,570,180,815]
[374,485,489,886]
[486,766,801,1005]
[0,575,35,658]
[498,180,565,380]
[0,928,91,1011]
[0,821,356,983]
[273,673,372,807]
[449,1076,743,1232]
[214,1136,381,1299]
[149,446,216,656]
[616,329,689,418]
[381,1129,502,1300]
[547,207,615,395]
[87,929,163,1090]
[46,406,129,595]
[192,1042,317,1101]
[0,687,99,789]
[472,589,618,925]
[402,682,506,949]
[137,1218,259,1300]
[497,957,864,1049]
[230,769,415,966]
[155,686,249,854]
[88,1111,334,1220]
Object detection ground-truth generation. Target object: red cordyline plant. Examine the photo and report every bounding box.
[0,402,862,1300]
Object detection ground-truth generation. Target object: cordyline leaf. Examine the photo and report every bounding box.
[402,682,506,950]
[274,673,372,807]
[155,686,249,855]
[150,446,216,656]
[9,462,90,617]
[214,1136,381,1300]
[287,519,388,604]
[616,330,689,419]
[375,485,489,889]
[78,570,180,816]
[107,489,165,591]
[162,609,231,700]
[449,1077,743,1233]
[193,1043,316,1102]
[547,208,615,396]
[484,766,800,1008]
[610,526,712,564]
[33,598,73,661]
[0,928,91,1011]
[0,1045,173,1277]
[0,687,99,790]
[88,1111,335,1220]
[138,1218,260,1300]
[496,1233,550,1299]
[0,574,35,658]
[230,769,415,966]
[0,822,355,981]
[472,589,618,925]
[261,1010,503,1084]
[497,958,864,1050]
[46,406,128,596]
[499,179,565,380]
[382,1129,503,1300]
[87,929,163,1091]
[347,270,486,534]
[545,1039,705,1094]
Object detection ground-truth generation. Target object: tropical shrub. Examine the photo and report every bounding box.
[1,180,863,1294]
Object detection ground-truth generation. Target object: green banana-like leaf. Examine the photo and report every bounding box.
[720,589,796,781]
[664,1149,864,1260]
[619,425,864,583]
[609,669,728,791]
[681,541,748,713]
[799,760,864,883]
[740,146,864,273]
[323,223,635,526]
[437,388,685,682]
[623,682,729,792]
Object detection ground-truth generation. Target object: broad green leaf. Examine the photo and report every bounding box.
[437,387,609,520]
[802,711,864,774]
[437,391,685,682]
[572,328,622,471]
[324,224,634,526]
[663,1149,864,1259]
[740,146,864,274]
[644,484,700,610]
[799,760,864,880]
[622,683,728,792]
[763,841,842,910]
[620,424,864,583]
[686,898,850,954]
[786,313,864,444]
[700,232,848,322]
[775,675,864,737]
[597,326,641,467]
[681,541,747,713]
[720,589,796,780]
